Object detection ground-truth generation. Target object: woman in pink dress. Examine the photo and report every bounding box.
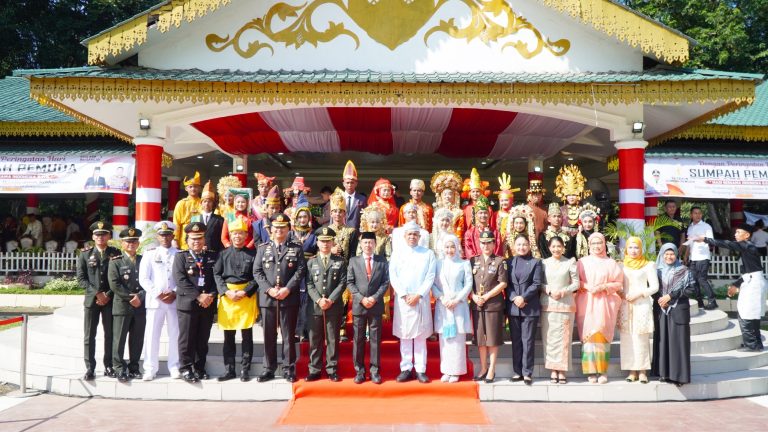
[576,232,623,384]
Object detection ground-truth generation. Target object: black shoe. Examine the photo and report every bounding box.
[305,372,321,382]
[218,371,236,382]
[240,369,251,382]
[257,371,275,383]
[371,373,382,384]
[83,370,95,381]
[354,373,366,384]
[329,373,341,382]
[181,370,199,383]
[416,372,430,384]
[195,369,209,381]
[104,367,116,378]
[510,375,524,382]
[128,370,142,380]
[523,376,533,386]
[396,370,413,383]
[284,373,297,383]
[118,371,130,383]
[473,371,488,381]
[704,302,718,310]
[340,335,349,343]
[697,300,705,308]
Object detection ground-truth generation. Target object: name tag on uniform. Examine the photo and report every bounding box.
[198,277,205,287]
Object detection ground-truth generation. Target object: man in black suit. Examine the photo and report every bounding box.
[108,227,145,382]
[77,221,122,380]
[347,231,390,384]
[197,181,224,252]
[84,167,107,189]
[172,222,218,383]
[341,160,366,231]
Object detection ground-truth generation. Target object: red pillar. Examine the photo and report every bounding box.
[615,140,648,233]
[232,173,247,188]
[26,194,39,215]
[166,176,181,220]
[730,199,744,229]
[134,136,165,231]
[113,193,130,236]
[645,196,658,224]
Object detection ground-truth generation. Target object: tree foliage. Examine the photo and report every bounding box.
[623,0,768,73]
[0,0,156,77]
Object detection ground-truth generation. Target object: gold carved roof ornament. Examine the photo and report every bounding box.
[205,0,570,58]
[553,164,591,202]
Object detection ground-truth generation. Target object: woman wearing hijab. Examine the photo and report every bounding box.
[221,193,255,249]
[541,236,579,384]
[431,208,460,259]
[654,243,694,386]
[432,234,473,383]
[576,232,623,384]
[618,237,659,383]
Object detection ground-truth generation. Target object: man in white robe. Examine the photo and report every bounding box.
[390,221,436,383]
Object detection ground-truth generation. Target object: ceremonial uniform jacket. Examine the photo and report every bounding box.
[108,253,145,316]
[139,246,178,309]
[172,249,218,311]
[306,254,347,316]
[470,254,508,312]
[213,247,258,297]
[253,239,307,308]
[77,245,122,307]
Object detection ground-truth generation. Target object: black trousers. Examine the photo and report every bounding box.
[296,287,309,338]
[308,312,341,374]
[177,306,215,372]
[353,313,382,374]
[222,328,253,368]
[112,312,146,374]
[83,304,113,372]
[508,315,538,377]
[689,260,715,303]
[738,314,764,350]
[261,306,298,374]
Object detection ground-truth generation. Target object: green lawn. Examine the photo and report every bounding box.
[0,287,84,295]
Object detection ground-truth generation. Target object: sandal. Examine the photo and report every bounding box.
[597,375,608,384]
[550,372,558,384]
[587,375,597,384]
[558,373,567,384]
[639,372,648,384]
[626,373,637,383]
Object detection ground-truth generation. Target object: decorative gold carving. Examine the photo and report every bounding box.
[424,0,569,59]
[0,122,106,138]
[31,96,132,142]
[206,0,568,57]
[673,125,768,142]
[29,77,755,108]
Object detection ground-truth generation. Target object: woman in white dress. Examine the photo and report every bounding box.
[618,236,659,383]
[432,234,473,382]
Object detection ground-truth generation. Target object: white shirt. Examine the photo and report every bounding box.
[687,220,713,261]
[23,220,43,247]
[751,229,768,248]
[139,246,179,309]
[389,244,436,339]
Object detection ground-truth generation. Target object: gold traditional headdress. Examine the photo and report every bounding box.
[554,164,591,202]
[217,175,243,200]
[360,203,386,234]
[430,170,462,195]
[183,171,200,186]
[330,187,346,212]
[495,172,520,200]
[201,180,216,201]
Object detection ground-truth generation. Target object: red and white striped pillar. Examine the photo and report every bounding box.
[26,194,39,215]
[730,199,744,229]
[85,193,100,227]
[112,193,130,236]
[166,176,181,220]
[615,139,648,234]
[645,196,658,224]
[134,136,165,231]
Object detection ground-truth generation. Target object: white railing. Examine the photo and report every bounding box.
[708,255,768,280]
[0,252,78,275]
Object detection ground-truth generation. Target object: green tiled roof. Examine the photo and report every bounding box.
[15,66,762,84]
[648,140,768,158]
[0,142,133,155]
[0,77,75,122]
[709,81,768,126]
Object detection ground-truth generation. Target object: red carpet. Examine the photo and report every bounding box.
[277,320,488,425]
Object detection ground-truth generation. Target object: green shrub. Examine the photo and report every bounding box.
[43,277,82,292]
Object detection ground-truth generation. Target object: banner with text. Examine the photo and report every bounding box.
[645,156,768,199]
[0,154,134,195]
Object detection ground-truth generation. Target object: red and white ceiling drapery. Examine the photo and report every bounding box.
[192,107,588,159]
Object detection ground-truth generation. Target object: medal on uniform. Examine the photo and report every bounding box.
[288,262,294,268]
[124,274,129,280]
[188,268,194,275]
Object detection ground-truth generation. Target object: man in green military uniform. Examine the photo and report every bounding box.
[253,213,307,383]
[305,227,346,382]
[108,227,145,382]
[77,221,122,381]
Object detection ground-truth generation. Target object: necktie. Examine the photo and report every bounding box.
[204,214,209,225]
[366,256,372,280]
[347,195,352,213]
[322,255,328,269]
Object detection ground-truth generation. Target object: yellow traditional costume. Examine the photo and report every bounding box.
[173,171,201,250]
[554,164,591,229]
[216,175,243,221]
[217,218,259,329]
[494,172,520,241]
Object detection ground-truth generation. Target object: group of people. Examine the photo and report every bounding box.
[75,161,767,387]
[1,214,84,253]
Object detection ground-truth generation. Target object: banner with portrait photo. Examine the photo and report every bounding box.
[645,156,768,199]
[0,153,135,195]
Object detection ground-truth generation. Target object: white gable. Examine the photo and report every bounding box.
[136,0,642,73]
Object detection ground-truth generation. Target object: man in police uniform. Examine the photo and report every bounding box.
[253,213,307,383]
[140,221,181,381]
[213,219,258,382]
[172,222,218,383]
[108,227,146,382]
[305,227,346,382]
[77,221,122,380]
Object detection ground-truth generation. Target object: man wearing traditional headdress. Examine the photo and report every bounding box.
[290,193,318,342]
[398,179,433,232]
[173,171,202,250]
[462,168,494,233]
[430,170,465,242]
[341,160,366,231]
[196,181,225,252]
[463,196,503,258]
[495,173,520,241]
[325,188,359,341]
[253,185,282,244]
[252,172,276,221]
[538,203,575,259]
[525,179,548,239]
[554,165,592,231]
[368,178,399,232]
